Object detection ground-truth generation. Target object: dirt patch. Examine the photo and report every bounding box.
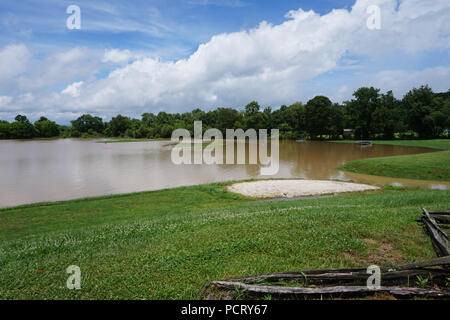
[84,209,101,214]
[346,238,405,266]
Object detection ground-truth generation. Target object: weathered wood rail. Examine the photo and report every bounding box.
[421,208,450,257]
[200,209,450,300]
[211,281,450,299]
[223,256,450,286]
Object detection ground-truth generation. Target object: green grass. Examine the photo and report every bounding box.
[339,150,450,181]
[0,182,447,299]
[331,139,450,150]
[334,140,450,181]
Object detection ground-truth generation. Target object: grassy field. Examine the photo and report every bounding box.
[0,182,448,299]
[335,140,450,181]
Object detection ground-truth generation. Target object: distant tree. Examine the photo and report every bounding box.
[345,87,380,139]
[71,114,104,134]
[328,103,344,139]
[155,112,172,125]
[305,96,333,139]
[372,91,403,139]
[0,120,10,139]
[1,85,448,141]
[10,114,36,138]
[444,95,450,130]
[288,102,306,133]
[191,108,205,121]
[403,85,446,138]
[34,117,59,137]
[15,115,29,123]
[141,113,156,127]
[160,124,174,138]
[58,125,71,138]
[271,105,288,128]
[244,101,260,116]
[262,106,273,129]
[215,108,241,133]
[108,114,132,137]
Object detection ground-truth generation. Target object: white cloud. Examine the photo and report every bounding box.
[0,44,31,86]
[67,7,359,115]
[17,47,101,90]
[367,66,450,95]
[67,0,449,116]
[61,81,84,98]
[0,96,21,112]
[102,49,142,64]
[0,96,13,107]
[1,0,450,122]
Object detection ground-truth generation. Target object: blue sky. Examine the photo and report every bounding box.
[0,0,449,123]
[0,0,354,58]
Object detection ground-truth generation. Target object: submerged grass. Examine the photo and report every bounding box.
[100,139,156,144]
[0,182,448,299]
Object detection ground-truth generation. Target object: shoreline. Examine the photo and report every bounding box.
[1,178,379,211]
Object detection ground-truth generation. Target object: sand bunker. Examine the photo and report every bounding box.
[227,179,379,198]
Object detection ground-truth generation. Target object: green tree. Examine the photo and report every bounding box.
[371,91,403,139]
[0,120,10,139]
[9,114,36,138]
[403,85,445,138]
[71,114,104,134]
[141,113,156,127]
[288,102,306,133]
[244,101,260,116]
[108,114,132,137]
[345,87,380,139]
[215,108,241,133]
[305,96,333,139]
[34,117,59,137]
[328,103,344,139]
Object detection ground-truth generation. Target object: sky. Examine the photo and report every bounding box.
[0,0,449,124]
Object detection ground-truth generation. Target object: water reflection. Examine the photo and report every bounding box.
[0,139,447,207]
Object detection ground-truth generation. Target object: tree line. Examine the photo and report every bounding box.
[0,85,449,140]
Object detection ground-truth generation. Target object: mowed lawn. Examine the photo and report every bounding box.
[335,140,450,181]
[0,183,448,299]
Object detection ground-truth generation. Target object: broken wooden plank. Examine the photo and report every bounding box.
[211,281,450,298]
[429,211,450,216]
[433,215,450,224]
[423,208,438,225]
[423,208,449,241]
[393,256,450,270]
[228,256,450,283]
[422,216,450,257]
[230,269,449,286]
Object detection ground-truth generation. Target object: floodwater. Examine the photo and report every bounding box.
[0,139,447,207]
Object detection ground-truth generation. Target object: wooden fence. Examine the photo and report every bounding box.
[199,208,450,300]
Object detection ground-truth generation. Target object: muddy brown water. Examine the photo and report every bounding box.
[0,139,447,207]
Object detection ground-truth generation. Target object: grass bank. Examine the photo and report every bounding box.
[0,182,448,299]
[332,139,450,150]
[335,140,450,181]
